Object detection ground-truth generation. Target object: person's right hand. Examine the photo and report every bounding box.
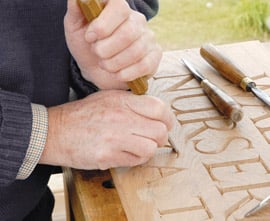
[39,90,174,170]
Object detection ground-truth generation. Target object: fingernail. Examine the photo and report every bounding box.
[86,31,97,42]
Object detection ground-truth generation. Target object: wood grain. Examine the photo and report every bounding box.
[111,41,270,221]
[63,168,127,221]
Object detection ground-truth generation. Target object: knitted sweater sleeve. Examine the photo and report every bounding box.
[126,0,159,20]
[0,90,32,186]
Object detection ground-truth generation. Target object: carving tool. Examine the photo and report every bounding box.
[245,194,270,217]
[200,43,270,107]
[182,58,243,122]
[77,0,148,95]
[77,0,178,153]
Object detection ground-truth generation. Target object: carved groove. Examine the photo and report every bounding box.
[112,42,270,221]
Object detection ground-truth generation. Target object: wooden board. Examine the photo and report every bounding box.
[63,168,127,221]
[111,41,270,221]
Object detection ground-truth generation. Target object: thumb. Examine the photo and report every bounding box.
[64,0,86,32]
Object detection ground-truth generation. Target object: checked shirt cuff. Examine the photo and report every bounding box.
[16,104,48,180]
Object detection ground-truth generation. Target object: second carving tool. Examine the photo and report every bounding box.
[77,0,148,95]
[182,59,243,122]
[200,43,270,107]
[245,194,270,217]
[77,0,178,153]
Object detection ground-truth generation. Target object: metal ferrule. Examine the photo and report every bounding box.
[240,77,255,92]
[201,79,208,86]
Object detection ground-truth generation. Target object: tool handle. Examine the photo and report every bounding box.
[200,43,255,91]
[201,79,243,122]
[77,0,148,95]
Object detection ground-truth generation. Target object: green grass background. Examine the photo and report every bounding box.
[148,0,270,50]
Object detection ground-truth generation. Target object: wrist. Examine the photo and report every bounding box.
[39,106,63,166]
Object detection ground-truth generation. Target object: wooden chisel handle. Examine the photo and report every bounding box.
[201,79,243,122]
[200,43,255,92]
[182,58,243,122]
[77,0,148,95]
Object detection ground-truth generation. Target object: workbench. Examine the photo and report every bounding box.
[64,41,270,221]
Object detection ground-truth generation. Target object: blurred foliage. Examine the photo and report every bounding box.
[235,0,270,35]
[148,0,270,50]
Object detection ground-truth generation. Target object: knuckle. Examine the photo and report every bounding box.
[117,70,130,82]
[92,43,105,58]
[151,98,166,117]
[91,21,108,38]
[119,1,131,17]
[143,143,157,158]
[101,60,118,73]
[145,148,156,159]
[119,28,135,43]
[138,57,151,74]
[131,43,145,60]
[142,50,160,74]
[144,29,155,43]
[159,123,168,137]
[135,11,147,24]
[105,109,126,124]
[112,57,125,72]
[157,124,169,146]
[114,108,128,121]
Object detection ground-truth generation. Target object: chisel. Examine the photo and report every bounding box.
[77,0,148,95]
[245,194,270,217]
[182,59,243,122]
[200,43,270,107]
[77,0,178,153]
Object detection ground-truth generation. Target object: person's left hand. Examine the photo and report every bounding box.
[64,0,162,90]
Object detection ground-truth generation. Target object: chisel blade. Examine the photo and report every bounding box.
[181,58,243,122]
[251,87,270,107]
[182,58,205,82]
[200,43,270,108]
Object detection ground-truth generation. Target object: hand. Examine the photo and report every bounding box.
[64,0,162,90]
[40,90,174,170]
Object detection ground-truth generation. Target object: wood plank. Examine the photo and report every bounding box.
[111,41,270,221]
[63,168,127,221]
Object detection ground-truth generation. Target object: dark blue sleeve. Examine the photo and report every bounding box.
[126,0,159,20]
[69,58,99,99]
[0,90,32,186]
